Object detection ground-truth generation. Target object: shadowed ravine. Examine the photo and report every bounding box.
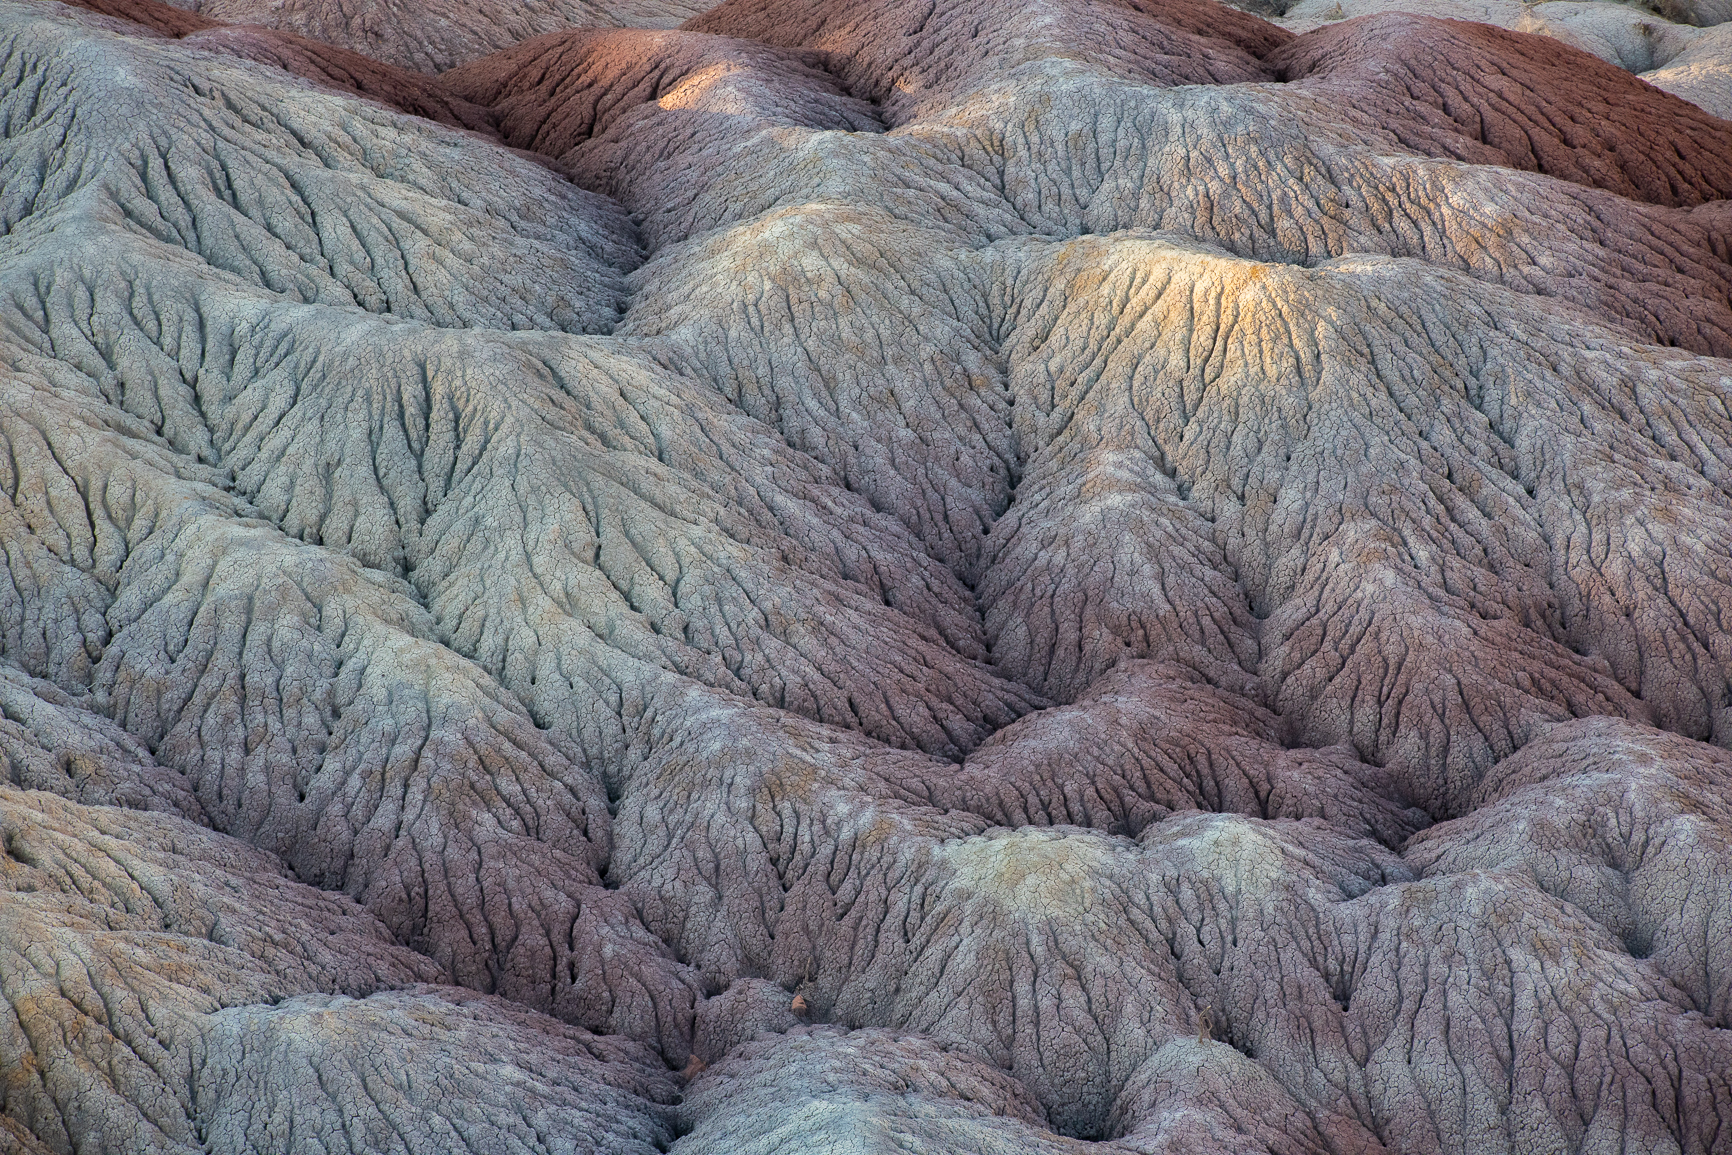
[2,0,1732,1151]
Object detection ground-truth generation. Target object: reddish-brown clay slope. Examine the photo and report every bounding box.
[59,0,496,131]
[15,2,1732,1152]
[444,0,1732,360]
[1110,0,1295,57]
[1270,14,1732,208]
[683,0,1291,122]
[58,0,218,34]
[181,26,498,130]
[182,0,711,73]
[442,28,879,157]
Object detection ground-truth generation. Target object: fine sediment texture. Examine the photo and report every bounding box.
[4,0,1732,1151]
[167,0,711,71]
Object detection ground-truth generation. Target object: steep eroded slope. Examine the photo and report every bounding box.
[3,0,1732,1152]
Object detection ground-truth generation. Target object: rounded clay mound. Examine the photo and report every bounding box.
[4,0,1732,1152]
[173,0,712,71]
[1267,12,1732,206]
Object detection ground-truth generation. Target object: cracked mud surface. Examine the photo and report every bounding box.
[4,0,1732,1151]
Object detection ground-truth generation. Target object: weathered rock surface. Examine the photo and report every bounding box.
[166,0,710,71]
[60,0,497,128]
[1276,0,1732,34]
[1267,14,1732,206]
[1271,0,1732,118]
[3,0,1732,1151]
[1642,21,1732,118]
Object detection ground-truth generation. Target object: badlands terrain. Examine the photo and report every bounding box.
[2,0,1732,1150]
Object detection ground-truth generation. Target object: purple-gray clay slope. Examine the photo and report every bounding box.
[5,0,1732,1150]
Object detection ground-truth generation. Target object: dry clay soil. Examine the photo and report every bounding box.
[5,0,1732,1151]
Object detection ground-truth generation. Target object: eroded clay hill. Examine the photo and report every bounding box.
[4,0,1732,1151]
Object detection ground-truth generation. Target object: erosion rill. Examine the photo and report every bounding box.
[2,0,1732,1151]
